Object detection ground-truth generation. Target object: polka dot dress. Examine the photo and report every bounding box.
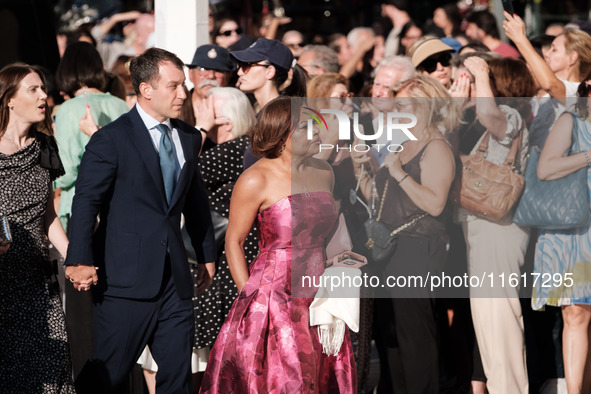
[0,136,75,393]
[192,136,259,349]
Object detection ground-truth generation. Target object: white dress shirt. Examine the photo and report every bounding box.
[135,103,186,179]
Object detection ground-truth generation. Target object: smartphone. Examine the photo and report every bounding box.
[326,251,368,269]
[501,0,515,15]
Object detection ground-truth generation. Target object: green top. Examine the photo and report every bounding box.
[54,93,129,232]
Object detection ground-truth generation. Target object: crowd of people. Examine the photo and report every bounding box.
[2,1,591,393]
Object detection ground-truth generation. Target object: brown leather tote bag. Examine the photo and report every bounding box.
[451,131,524,222]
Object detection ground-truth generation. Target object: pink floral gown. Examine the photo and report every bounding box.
[200,192,357,393]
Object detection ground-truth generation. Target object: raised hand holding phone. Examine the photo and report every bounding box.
[501,0,515,15]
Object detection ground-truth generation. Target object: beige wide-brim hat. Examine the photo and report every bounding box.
[410,38,454,67]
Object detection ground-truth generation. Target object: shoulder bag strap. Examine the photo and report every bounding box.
[475,131,490,154]
[504,129,522,167]
[376,179,389,222]
[568,112,582,153]
[475,128,522,168]
[376,178,428,235]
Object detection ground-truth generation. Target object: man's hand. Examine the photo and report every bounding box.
[113,11,142,24]
[196,262,216,293]
[381,4,410,28]
[65,265,98,292]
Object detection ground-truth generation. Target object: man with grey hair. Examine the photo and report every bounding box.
[372,55,415,99]
[297,45,339,77]
[370,55,416,164]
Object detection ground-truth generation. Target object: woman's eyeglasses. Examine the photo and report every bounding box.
[218,27,242,37]
[418,52,452,73]
[238,62,270,74]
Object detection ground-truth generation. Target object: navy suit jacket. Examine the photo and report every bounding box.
[65,107,216,300]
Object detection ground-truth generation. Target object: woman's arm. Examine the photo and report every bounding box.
[263,16,292,40]
[339,37,376,79]
[93,11,142,39]
[464,57,508,140]
[503,12,567,102]
[538,113,589,180]
[225,170,266,292]
[385,139,455,216]
[44,184,69,258]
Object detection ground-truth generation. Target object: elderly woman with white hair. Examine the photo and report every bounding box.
[190,86,258,390]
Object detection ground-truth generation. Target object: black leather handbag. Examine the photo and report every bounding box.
[364,179,426,264]
[210,209,229,250]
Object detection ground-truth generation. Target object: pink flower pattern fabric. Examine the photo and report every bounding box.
[201,192,357,393]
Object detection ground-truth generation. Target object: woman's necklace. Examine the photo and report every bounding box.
[3,134,29,151]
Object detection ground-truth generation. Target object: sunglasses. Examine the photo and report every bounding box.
[238,62,270,74]
[286,43,304,49]
[218,27,242,37]
[418,52,452,73]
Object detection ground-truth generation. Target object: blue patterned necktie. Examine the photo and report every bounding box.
[155,123,177,204]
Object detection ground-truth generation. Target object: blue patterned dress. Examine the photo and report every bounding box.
[532,113,591,309]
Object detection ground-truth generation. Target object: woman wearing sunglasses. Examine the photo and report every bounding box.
[408,36,454,90]
[213,18,243,49]
[230,38,308,111]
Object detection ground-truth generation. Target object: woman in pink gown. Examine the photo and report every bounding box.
[200,97,357,393]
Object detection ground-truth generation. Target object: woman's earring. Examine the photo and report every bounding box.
[279,143,286,155]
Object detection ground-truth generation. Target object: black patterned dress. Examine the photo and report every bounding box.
[0,132,74,393]
[192,135,259,350]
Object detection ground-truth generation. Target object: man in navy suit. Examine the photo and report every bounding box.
[65,48,216,393]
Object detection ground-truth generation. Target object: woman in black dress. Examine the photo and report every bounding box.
[0,64,74,392]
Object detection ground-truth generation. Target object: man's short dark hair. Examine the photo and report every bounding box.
[130,48,185,94]
[466,10,500,39]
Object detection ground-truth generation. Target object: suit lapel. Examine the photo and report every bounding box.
[169,120,195,210]
[127,108,168,204]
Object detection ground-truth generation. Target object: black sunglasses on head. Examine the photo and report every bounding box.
[218,27,242,37]
[418,52,452,73]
